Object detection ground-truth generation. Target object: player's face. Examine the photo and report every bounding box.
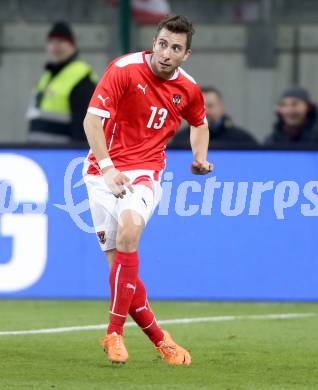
[47,38,76,63]
[204,92,225,123]
[277,97,309,126]
[151,28,191,79]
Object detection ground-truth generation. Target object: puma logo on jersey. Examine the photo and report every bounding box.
[97,94,109,107]
[137,83,147,94]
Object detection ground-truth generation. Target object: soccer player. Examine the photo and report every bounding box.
[83,15,212,365]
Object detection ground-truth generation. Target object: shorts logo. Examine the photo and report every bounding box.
[97,231,106,244]
[172,95,181,105]
[142,197,148,208]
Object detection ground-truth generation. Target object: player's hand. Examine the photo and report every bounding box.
[191,160,213,175]
[103,167,134,198]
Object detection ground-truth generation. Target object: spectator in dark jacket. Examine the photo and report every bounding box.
[27,22,97,144]
[169,86,257,148]
[265,86,318,146]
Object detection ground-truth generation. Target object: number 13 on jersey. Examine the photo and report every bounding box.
[146,106,168,129]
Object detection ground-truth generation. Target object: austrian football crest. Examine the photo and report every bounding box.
[97,231,106,245]
[172,95,181,105]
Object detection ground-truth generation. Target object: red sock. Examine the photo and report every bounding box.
[129,277,164,346]
[107,250,139,335]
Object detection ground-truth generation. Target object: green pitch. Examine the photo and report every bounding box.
[0,300,318,390]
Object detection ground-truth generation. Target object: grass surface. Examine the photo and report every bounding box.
[0,301,318,390]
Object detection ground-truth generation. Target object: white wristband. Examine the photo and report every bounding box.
[99,157,114,170]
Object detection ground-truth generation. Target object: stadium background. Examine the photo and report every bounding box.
[1,2,318,389]
[3,0,318,142]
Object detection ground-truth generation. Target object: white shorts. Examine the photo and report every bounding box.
[83,169,163,252]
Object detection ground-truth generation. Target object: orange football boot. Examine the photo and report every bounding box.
[155,330,191,366]
[101,332,129,364]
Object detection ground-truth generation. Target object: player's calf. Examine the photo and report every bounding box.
[129,277,165,346]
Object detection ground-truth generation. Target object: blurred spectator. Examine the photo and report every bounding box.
[169,86,257,148]
[265,86,318,146]
[26,22,97,144]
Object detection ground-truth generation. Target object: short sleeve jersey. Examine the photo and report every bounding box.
[87,51,207,174]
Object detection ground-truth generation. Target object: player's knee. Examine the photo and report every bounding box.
[116,226,139,252]
[117,210,144,252]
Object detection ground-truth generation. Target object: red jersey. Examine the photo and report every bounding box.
[87,51,207,174]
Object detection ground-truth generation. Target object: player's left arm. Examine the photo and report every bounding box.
[182,85,213,175]
[190,123,213,175]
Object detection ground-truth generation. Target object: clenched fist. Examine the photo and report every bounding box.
[191,160,213,175]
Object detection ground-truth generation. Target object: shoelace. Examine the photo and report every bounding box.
[112,335,122,352]
[103,334,122,352]
[158,341,177,356]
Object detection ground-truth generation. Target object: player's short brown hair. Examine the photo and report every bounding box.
[156,15,195,50]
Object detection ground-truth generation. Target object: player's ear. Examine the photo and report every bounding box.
[152,37,156,51]
[182,49,191,62]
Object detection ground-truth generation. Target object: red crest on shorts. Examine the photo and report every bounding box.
[97,231,106,244]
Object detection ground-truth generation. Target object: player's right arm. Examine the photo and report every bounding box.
[83,62,133,198]
[83,112,109,163]
[83,112,133,198]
